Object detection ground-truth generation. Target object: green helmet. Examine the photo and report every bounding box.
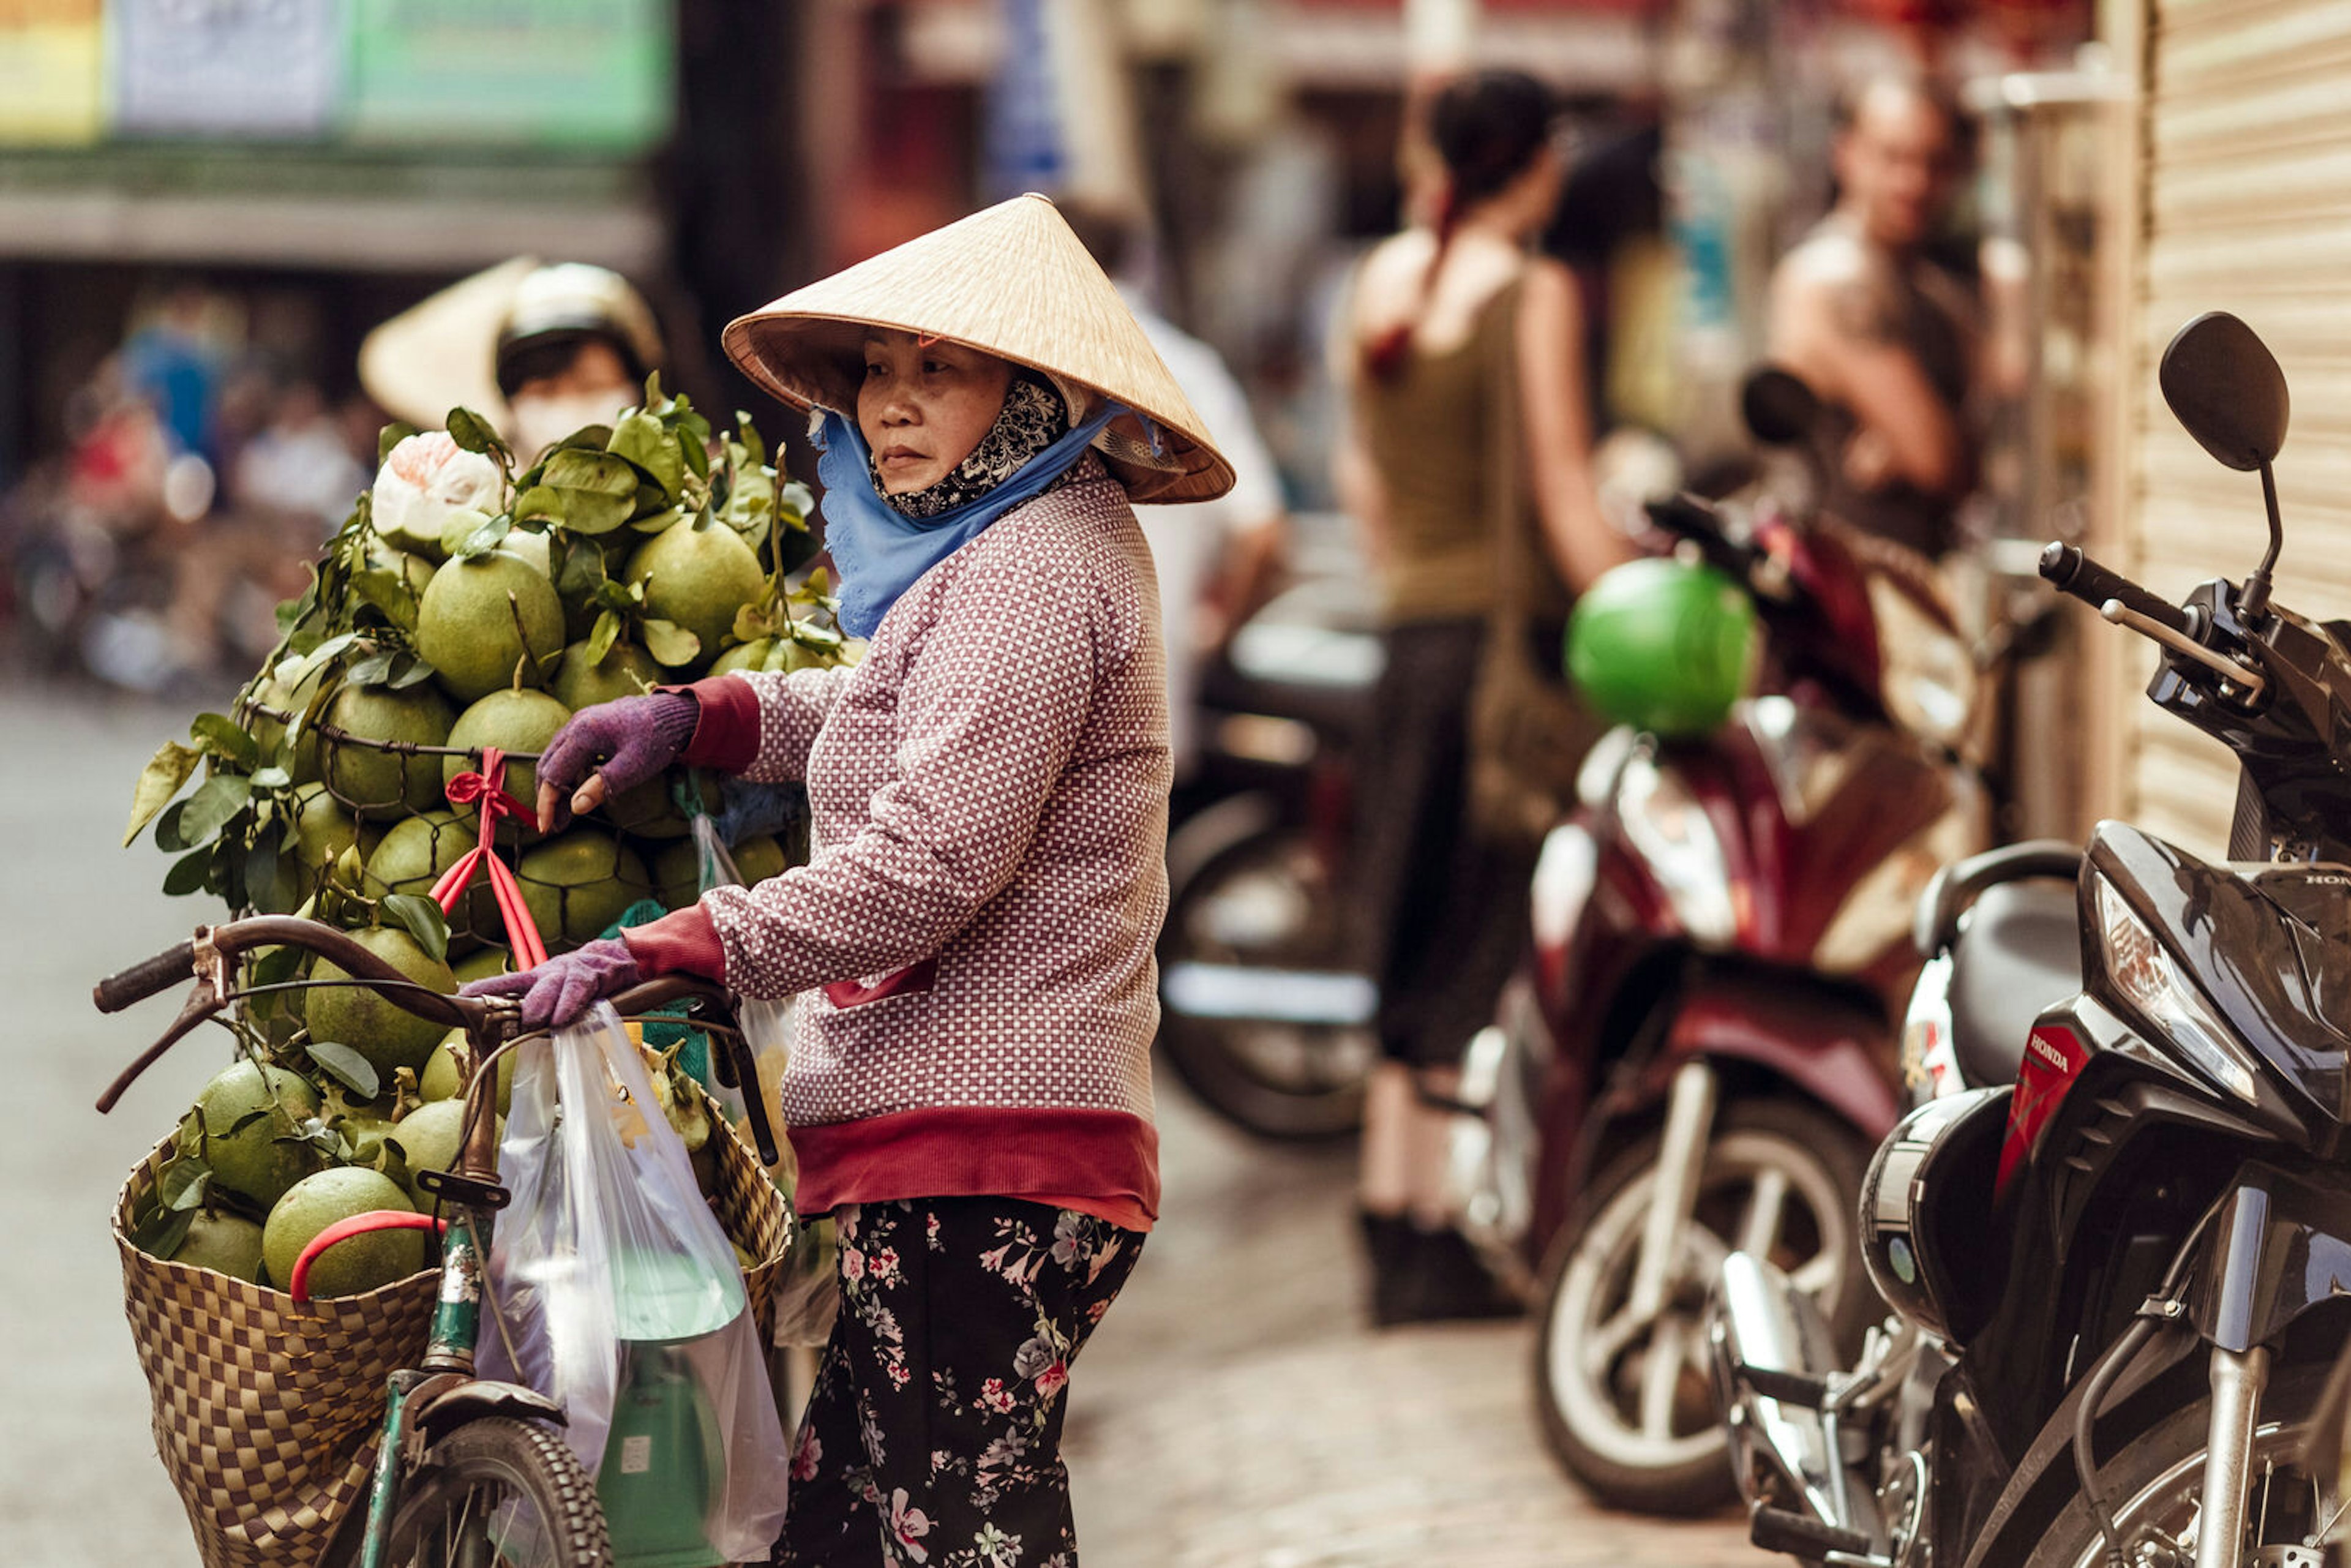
[1565,558,1760,735]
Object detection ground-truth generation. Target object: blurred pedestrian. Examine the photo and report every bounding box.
[358,258,667,459]
[1768,75,1977,560]
[230,382,367,531]
[465,195,1234,1566]
[1335,69,1630,1325]
[1059,199,1290,782]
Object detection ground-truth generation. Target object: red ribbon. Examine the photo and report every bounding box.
[432,746,550,969]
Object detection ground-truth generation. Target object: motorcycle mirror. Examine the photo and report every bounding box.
[1739,367,1823,448]
[2159,311,2290,613]
[2159,311,2289,471]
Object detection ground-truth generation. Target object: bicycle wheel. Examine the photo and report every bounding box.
[377,1416,612,1568]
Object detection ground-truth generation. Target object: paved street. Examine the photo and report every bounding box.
[6,679,1766,1567]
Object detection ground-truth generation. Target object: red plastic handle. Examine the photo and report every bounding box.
[288,1210,448,1303]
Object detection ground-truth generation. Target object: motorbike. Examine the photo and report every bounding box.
[1447,369,1990,1514]
[1712,308,2351,1568]
[1155,547,1383,1139]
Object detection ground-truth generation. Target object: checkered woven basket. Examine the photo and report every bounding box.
[114,1086,793,1567]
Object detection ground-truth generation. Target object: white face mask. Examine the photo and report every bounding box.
[508,390,632,462]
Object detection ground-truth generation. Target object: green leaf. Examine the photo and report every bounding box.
[512,484,566,525]
[555,536,609,602]
[553,423,613,452]
[188,712,259,768]
[629,505,685,535]
[610,411,685,501]
[306,1041,382,1101]
[681,431,711,482]
[345,649,397,687]
[164,773,253,851]
[125,740,203,847]
[382,893,451,964]
[733,413,768,467]
[351,567,421,634]
[162,845,215,896]
[451,513,512,560]
[378,421,419,465]
[542,448,639,497]
[251,766,292,790]
[641,618,702,667]
[386,653,439,691]
[159,1158,212,1213]
[557,488,636,535]
[587,609,622,668]
[778,479,814,530]
[730,603,780,645]
[141,1209,196,1260]
[445,407,511,465]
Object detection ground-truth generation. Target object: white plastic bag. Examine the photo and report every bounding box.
[481,1005,791,1560]
[689,812,841,1350]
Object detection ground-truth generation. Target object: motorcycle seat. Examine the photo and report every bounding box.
[1947,880,2083,1088]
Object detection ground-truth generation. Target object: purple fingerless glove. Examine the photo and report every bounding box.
[459,937,642,1032]
[535,692,699,830]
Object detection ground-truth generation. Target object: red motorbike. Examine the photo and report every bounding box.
[1446,372,1989,1513]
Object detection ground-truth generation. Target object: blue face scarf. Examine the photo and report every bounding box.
[812,396,1123,640]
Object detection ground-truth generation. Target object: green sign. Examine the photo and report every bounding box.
[343,0,673,151]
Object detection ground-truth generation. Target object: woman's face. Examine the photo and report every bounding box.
[857,332,1013,494]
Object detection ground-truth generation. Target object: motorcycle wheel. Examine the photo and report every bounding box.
[1157,800,1375,1141]
[2022,1364,2328,1568]
[1532,1097,1875,1515]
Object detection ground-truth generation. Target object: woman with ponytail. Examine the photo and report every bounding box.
[1335,70,1630,1325]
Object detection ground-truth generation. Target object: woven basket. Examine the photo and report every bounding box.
[115,1087,793,1568]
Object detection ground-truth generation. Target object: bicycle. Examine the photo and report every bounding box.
[93,915,783,1568]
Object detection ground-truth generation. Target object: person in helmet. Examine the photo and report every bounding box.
[495,262,666,458]
[358,258,666,457]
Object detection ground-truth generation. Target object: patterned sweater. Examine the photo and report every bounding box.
[640,456,1170,1229]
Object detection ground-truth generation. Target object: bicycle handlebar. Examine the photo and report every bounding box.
[93,940,197,1014]
[92,917,780,1165]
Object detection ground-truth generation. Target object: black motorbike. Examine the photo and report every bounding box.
[1711,309,2351,1568]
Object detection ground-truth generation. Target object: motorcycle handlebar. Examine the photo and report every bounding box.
[2039,542,2192,637]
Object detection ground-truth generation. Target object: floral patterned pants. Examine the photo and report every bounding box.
[771,1197,1144,1567]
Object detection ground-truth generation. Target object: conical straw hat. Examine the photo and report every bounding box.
[358,255,539,435]
[722,194,1235,504]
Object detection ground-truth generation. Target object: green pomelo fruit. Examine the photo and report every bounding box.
[289,782,359,872]
[624,521,763,666]
[449,948,512,986]
[320,683,456,814]
[192,1060,323,1207]
[648,838,702,910]
[306,927,457,1079]
[364,811,497,942]
[601,773,691,839]
[732,833,788,884]
[516,830,647,947]
[421,1032,517,1115]
[498,528,552,579]
[706,639,781,678]
[263,1168,422,1299]
[338,1116,410,1188]
[170,1210,267,1283]
[251,658,332,782]
[386,1099,485,1206]
[550,640,662,711]
[364,540,439,599]
[416,549,566,702]
[443,688,570,841]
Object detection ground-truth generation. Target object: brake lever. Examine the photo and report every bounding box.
[2102,600,2267,699]
[95,981,221,1114]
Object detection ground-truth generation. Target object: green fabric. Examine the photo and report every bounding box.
[604,896,709,1083]
[1566,558,1759,736]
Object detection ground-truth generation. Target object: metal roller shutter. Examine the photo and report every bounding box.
[2130,0,2351,853]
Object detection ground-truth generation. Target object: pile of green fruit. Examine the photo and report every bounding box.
[119,383,844,1289]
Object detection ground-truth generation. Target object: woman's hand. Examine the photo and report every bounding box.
[533,692,699,832]
[460,938,642,1031]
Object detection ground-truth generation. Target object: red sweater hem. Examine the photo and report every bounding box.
[791,1106,1160,1232]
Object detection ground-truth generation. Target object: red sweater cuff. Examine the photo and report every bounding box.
[620,904,728,982]
[666,675,761,772]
